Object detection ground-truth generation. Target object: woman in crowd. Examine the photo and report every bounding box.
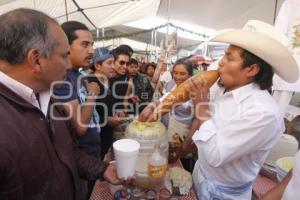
[161,58,194,128]
[136,58,195,170]
[160,58,196,171]
[145,63,156,82]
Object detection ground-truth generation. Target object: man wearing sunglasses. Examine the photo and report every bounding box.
[112,48,130,78]
[109,47,132,113]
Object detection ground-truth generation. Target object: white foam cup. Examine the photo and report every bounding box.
[113,139,140,179]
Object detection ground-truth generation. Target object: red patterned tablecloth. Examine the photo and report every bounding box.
[90,167,278,199]
[252,175,277,199]
[90,161,197,200]
[89,181,197,200]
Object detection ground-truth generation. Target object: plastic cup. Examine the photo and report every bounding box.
[113,139,140,179]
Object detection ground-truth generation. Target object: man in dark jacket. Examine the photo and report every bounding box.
[127,58,154,114]
[0,8,120,200]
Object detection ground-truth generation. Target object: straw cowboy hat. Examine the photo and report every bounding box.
[210,20,299,83]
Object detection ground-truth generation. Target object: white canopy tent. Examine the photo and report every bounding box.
[0,0,286,56]
[0,0,284,32]
[0,0,287,64]
[158,0,284,29]
[0,0,161,29]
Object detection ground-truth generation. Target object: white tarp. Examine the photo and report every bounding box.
[0,0,289,60]
[158,0,285,29]
[0,0,161,29]
[0,0,285,30]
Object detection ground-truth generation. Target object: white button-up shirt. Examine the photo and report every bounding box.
[192,83,284,199]
[0,71,50,116]
[282,150,300,200]
[273,0,300,92]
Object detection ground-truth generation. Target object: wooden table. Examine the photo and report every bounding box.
[90,161,197,200]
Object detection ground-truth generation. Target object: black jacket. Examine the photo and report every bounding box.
[0,83,108,200]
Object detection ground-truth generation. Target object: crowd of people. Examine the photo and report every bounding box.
[0,7,300,200]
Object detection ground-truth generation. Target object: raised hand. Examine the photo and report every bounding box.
[84,80,100,96]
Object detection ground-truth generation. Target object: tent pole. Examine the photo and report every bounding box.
[273,0,278,24]
[64,0,69,21]
[175,27,178,59]
[166,0,171,52]
[102,28,105,47]
[146,43,149,62]
[84,1,134,11]
[155,30,157,60]
[72,0,97,29]
[151,30,154,61]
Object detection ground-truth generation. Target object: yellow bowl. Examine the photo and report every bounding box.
[276,157,294,173]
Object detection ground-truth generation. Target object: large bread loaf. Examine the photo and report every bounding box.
[146,70,219,122]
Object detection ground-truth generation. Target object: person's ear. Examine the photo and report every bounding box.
[246,63,260,78]
[26,49,42,72]
[94,63,101,71]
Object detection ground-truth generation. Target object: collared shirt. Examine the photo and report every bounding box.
[282,150,300,200]
[0,71,50,116]
[192,83,284,199]
[159,71,172,83]
[272,0,300,92]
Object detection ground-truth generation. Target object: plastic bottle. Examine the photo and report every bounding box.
[148,144,167,186]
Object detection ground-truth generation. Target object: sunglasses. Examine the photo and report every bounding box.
[118,60,130,66]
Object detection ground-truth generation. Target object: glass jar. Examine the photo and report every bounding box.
[125,120,168,188]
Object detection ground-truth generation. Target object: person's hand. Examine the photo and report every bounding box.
[108,116,123,127]
[138,102,158,122]
[103,163,121,185]
[131,95,141,104]
[103,163,135,186]
[115,111,126,118]
[158,81,165,95]
[85,80,100,96]
[189,77,210,121]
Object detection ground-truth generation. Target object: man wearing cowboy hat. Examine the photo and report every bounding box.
[185,20,299,199]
